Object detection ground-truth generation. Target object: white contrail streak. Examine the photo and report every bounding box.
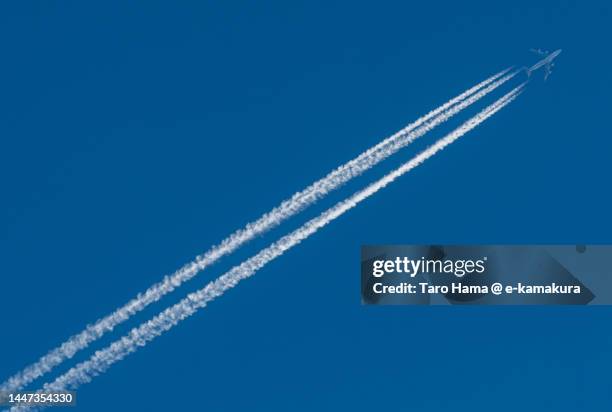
[1,68,516,393]
[18,84,524,405]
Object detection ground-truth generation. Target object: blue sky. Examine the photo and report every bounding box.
[1,1,611,410]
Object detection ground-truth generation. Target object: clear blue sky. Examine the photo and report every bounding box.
[1,1,611,410]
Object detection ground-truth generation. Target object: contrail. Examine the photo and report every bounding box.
[16,84,524,405]
[1,68,517,393]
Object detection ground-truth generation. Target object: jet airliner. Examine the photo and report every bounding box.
[527,48,562,80]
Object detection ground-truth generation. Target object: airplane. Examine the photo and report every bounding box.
[526,48,562,80]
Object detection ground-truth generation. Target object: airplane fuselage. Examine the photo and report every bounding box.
[529,49,562,72]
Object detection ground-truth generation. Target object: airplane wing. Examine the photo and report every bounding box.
[530,48,549,56]
[544,64,552,80]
